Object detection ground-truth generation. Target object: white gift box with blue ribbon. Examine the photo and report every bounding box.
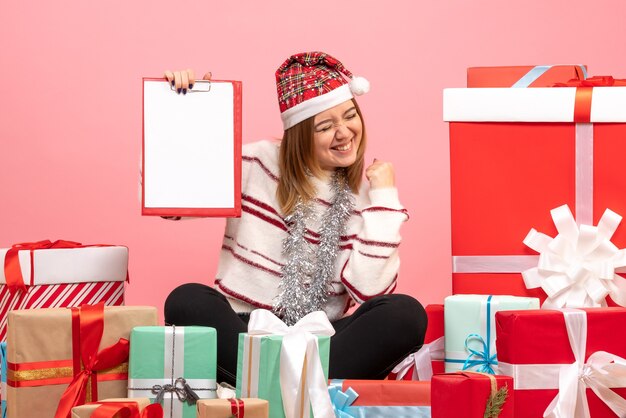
[444,294,539,374]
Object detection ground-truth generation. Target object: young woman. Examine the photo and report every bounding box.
[163,52,427,385]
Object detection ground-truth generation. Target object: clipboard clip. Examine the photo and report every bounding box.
[170,79,211,93]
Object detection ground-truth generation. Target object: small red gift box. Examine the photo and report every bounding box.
[467,65,586,87]
[388,304,444,380]
[496,308,626,417]
[445,77,626,305]
[431,372,513,418]
[71,398,162,418]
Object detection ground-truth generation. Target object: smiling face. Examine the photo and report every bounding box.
[312,100,363,172]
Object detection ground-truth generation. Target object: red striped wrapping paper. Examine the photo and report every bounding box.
[0,245,127,341]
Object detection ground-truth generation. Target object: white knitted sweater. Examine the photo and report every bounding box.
[215,140,409,321]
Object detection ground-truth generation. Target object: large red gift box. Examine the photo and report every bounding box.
[0,241,127,341]
[496,308,626,417]
[431,372,513,418]
[444,79,626,304]
[467,65,586,88]
[388,304,444,380]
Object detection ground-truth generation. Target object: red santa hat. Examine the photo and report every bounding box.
[275,51,370,130]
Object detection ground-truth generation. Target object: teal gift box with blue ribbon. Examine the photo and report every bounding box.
[444,294,539,374]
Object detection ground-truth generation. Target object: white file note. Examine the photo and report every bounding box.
[142,79,240,216]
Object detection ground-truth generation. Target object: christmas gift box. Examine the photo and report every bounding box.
[236,309,334,418]
[467,64,587,88]
[0,240,128,341]
[388,304,444,381]
[197,398,269,418]
[1,342,5,418]
[6,303,157,418]
[445,76,626,306]
[71,398,161,418]
[496,307,626,417]
[329,379,431,417]
[431,372,513,418]
[127,326,217,418]
[444,295,538,373]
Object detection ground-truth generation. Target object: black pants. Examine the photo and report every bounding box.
[164,283,427,385]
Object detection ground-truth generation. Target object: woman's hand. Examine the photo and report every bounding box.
[163,69,212,94]
[365,159,395,189]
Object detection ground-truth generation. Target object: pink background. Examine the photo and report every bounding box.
[2,0,625,321]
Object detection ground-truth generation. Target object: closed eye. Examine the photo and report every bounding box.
[315,125,332,133]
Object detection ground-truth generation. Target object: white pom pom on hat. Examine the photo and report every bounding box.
[349,76,370,96]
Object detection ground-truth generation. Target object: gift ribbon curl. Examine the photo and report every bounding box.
[462,334,497,374]
[390,336,444,381]
[151,377,199,405]
[247,309,335,418]
[522,205,626,309]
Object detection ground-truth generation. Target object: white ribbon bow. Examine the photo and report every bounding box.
[248,309,335,418]
[390,336,444,381]
[216,382,237,400]
[543,309,626,418]
[522,204,626,308]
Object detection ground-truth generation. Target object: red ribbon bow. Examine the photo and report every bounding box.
[553,75,626,87]
[3,240,129,294]
[54,303,131,418]
[553,76,626,123]
[4,240,83,293]
[229,398,246,418]
[90,401,164,418]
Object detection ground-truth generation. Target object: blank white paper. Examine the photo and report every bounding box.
[143,80,236,209]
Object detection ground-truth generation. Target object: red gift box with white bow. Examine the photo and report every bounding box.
[445,77,626,307]
[496,307,626,417]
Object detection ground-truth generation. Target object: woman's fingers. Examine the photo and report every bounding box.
[181,71,189,94]
[164,70,175,86]
[165,69,204,94]
[187,69,196,89]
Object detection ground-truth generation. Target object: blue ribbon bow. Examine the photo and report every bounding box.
[461,295,497,374]
[462,333,498,374]
[329,381,359,418]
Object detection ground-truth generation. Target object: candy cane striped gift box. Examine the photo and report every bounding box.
[0,242,127,342]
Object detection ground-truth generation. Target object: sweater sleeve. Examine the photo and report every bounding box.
[340,186,409,303]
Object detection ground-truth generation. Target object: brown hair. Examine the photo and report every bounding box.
[277,100,367,215]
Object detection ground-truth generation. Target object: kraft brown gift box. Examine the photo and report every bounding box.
[197,398,269,418]
[6,305,157,418]
[71,398,151,418]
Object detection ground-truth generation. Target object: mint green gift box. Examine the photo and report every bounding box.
[236,333,331,418]
[128,326,217,418]
[444,294,539,374]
